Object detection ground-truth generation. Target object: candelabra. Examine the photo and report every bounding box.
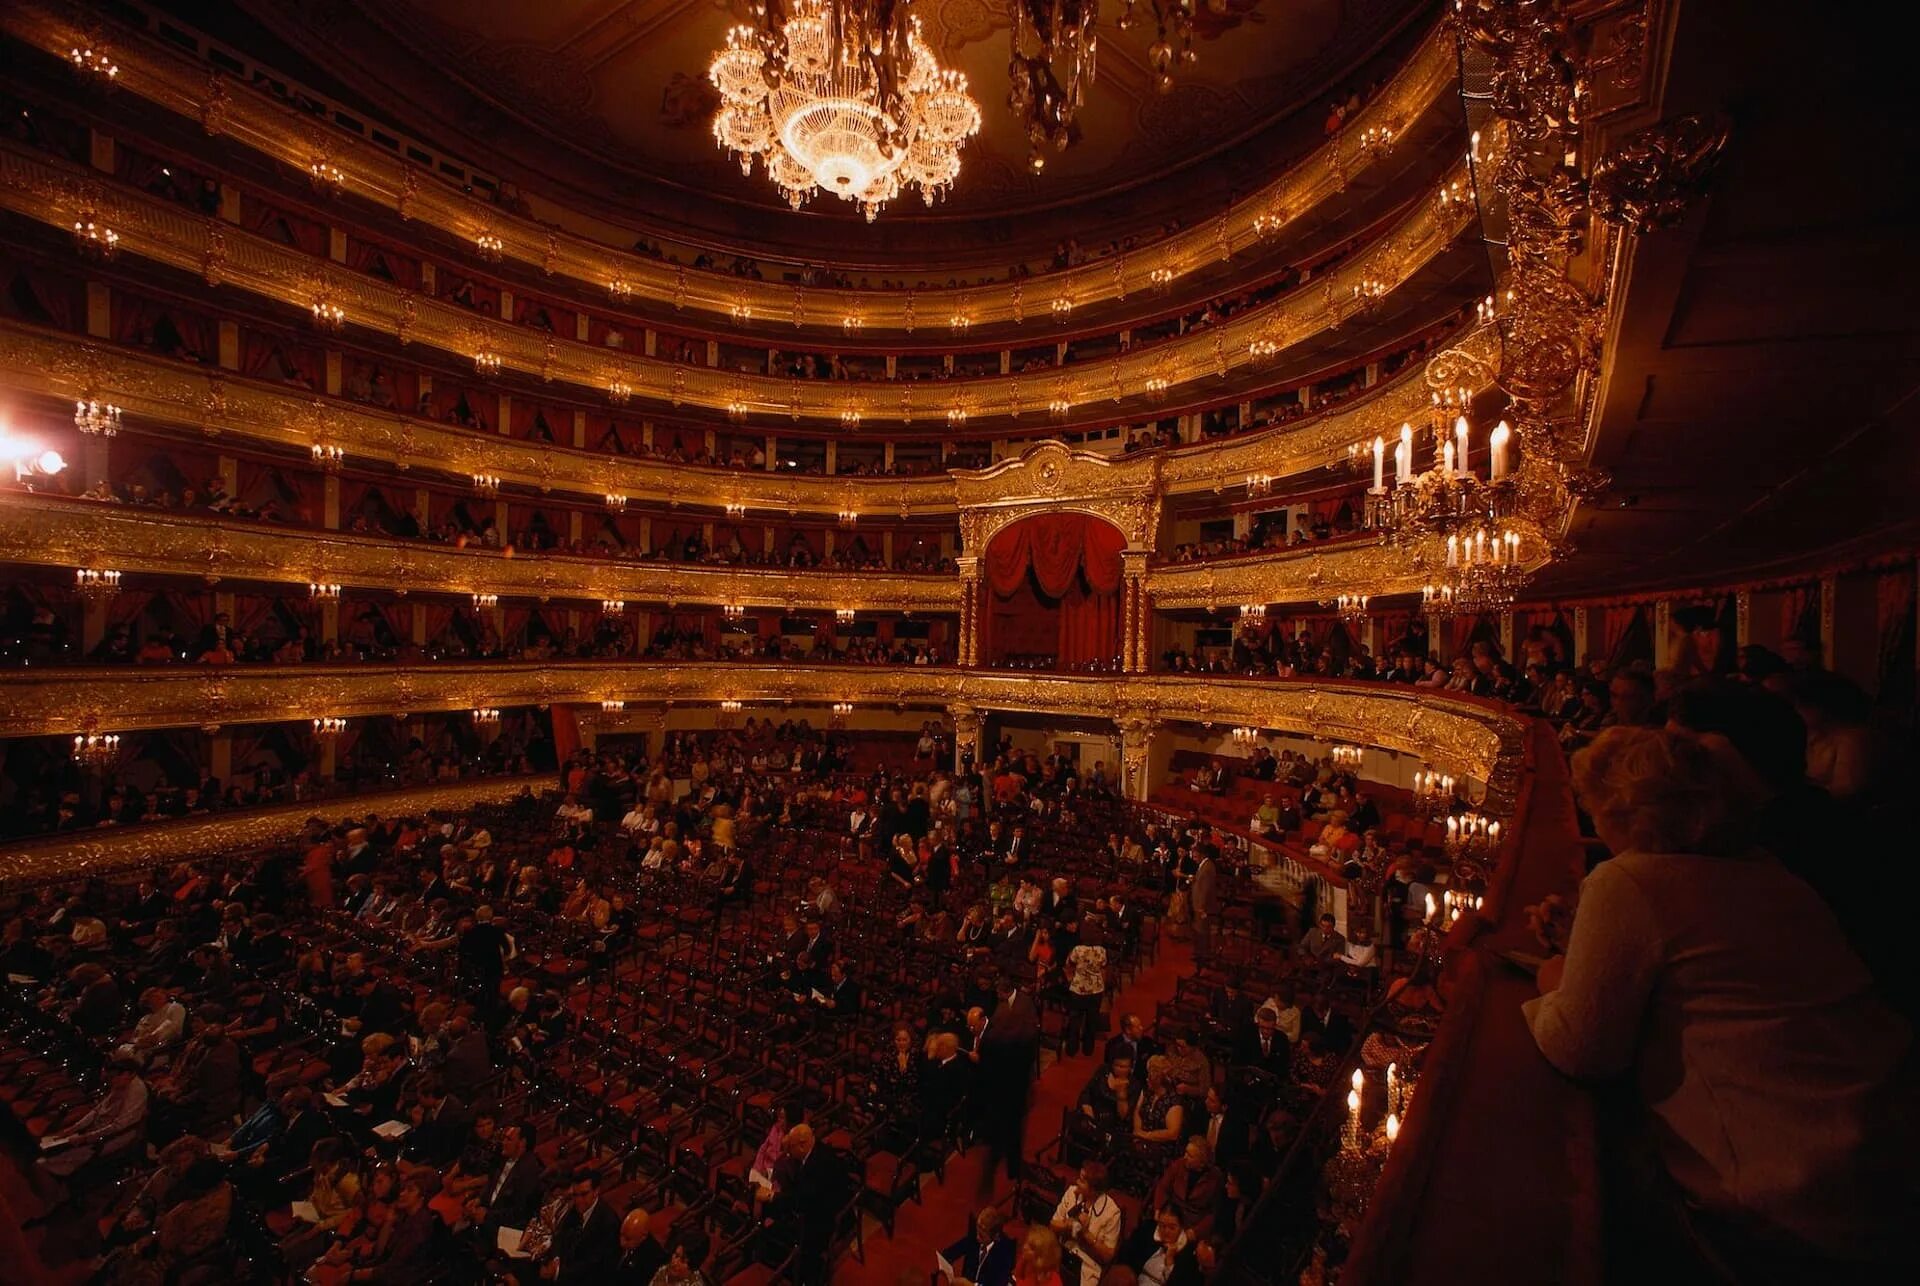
[1148,265,1175,291]
[1357,121,1398,158]
[830,701,853,729]
[724,502,747,519]
[840,407,861,429]
[73,211,120,260]
[1420,582,1457,620]
[1332,593,1370,625]
[69,43,120,82]
[473,348,502,378]
[729,302,753,324]
[607,380,633,406]
[471,708,501,726]
[600,599,626,616]
[835,609,855,625]
[726,398,749,424]
[1444,811,1500,859]
[312,444,344,471]
[475,231,504,263]
[717,698,742,729]
[603,493,627,513]
[607,277,633,303]
[312,717,347,741]
[947,406,968,428]
[307,582,342,602]
[74,398,122,436]
[1238,603,1267,628]
[1330,745,1364,769]
[74,568,121,603]
[1051,296,1074,323]
[1411,768,1455,818]
[1230,726,1259,748]
[946,314,968,334]
[1048,398,1071,420]
[844,315,867,334]
[310,296,346,332]
[600,700,626,714]
[837,508,858,528]
[308,159,344,192]
[1144,376,1169,401]
[472,474,501,498]
[471,593,498,611]
[1441,888,1484,928]
[72,732,120,767]
[723,604,745,621]
[1246,473,1273,498]
[1247,336,1280,365]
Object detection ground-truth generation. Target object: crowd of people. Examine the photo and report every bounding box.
[0,717,1384,1286]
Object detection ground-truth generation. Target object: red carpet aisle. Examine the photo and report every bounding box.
[845,938,1195,1284]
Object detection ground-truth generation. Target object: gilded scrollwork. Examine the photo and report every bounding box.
[0,140,1482,429]
[0,777,541,887]
[952,442,1162,551]
[0,664,1525,806]
[1589,112,1733,234]
[0,494,960,613]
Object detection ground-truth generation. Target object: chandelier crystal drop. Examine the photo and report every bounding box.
[1009,1,1196,169]
[709,0,982,220]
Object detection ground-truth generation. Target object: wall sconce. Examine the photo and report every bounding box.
[312,716,347,740]
[475,231,504,263]
[471,593,498,611]
[312,443,344,470]
[472,707,501,725]
[74,399,121,436]
[471,474,501,498]
[74,568,122,603]
[308,582,342,602]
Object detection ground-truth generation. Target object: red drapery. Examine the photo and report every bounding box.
[346,236,421,289]
[1781,583,1819,644]
[241,196,327,258]
[983,513,1125,665]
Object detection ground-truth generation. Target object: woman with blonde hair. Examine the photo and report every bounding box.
[1528,725,1912,1274]
[1014,1224,1064,1286]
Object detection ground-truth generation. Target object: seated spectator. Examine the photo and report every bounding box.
[1528,725,1912,1271]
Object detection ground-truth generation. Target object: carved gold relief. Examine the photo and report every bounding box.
[0,664,1525,805]
[0,777,539,887]
[0,321,1489,513]
[0,494,959,612]
[0,140,1483,429]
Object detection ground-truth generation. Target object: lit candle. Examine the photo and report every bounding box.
[1397,423,1413,484]
[1442,438,1455,478]
[1424,892,1436,923]
[1352,1068,1364,1094]
[1489,419,1511,480]
[1446,534,1458,568]
[1489,820,1502,844]
[1455,415,1470,477]
[1386,1062,1396,1106]
[1346,1088,1362,1153]
[1372,436,1385,492]
[1475,529,1487,562]
[1386,1113,1400,1143]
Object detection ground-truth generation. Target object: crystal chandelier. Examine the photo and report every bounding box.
[1009,0,1196,170]
[709,0,981,220]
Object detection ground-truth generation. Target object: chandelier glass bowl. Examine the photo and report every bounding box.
[710,1,981,220]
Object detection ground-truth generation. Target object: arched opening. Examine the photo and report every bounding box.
[982,511,1127,669]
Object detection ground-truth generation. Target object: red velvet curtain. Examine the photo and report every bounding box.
[242,197,326,258]
[347,236,420,289]
[1781,583,1819,645]
[241,330,319,388]
[982,513,1125,665]
[3,261,83,332]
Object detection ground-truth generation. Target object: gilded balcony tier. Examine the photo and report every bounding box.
[0,321,1497,518]
[0,776,543,887]
[1,2,1459,332]
[0,140,1484,430]
[0,493,960,613]
[0,664,1525,803]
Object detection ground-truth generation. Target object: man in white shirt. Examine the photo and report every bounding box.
[1049,1161,1121,1285]
[619,804,650,835]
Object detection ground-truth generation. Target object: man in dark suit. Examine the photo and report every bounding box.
[542,1171,620,1283]
[612,1206,666,1285]
[353,1173,447,1284]
[458,907,511,1012]
[1103,1013,1160,1069]
[976,978,1040,1183]
[440,1016,493,1101]
[942,1205,1017,1286]
[1199,1085,1251,1174]
[1302,991,1354,1052]
[920,1031,971,1145]
[1189,844,1223,962]
[400,1077,469,1169]
[479,1122,546,1233]
[813,959,862,1015]
[766,1125,847,1286]
[1231,1004,1291,1082]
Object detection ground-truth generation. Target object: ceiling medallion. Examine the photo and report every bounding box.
[709,0,982,220]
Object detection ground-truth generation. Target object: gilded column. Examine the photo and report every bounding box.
[1117,715,1159,802]
[1123,551,1151,673]
[955,555,980,667]
[948,703,983,771]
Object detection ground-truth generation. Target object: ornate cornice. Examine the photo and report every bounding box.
[0,664,1524,805]
[1144,538,1436,608]
[0,2,1459,332]
[0,776,540,887]
[0,140,1482,429]
[955,442,1164,551]
[0,320,1500,512]
[0,492,959,612]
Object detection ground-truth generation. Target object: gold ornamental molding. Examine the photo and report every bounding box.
[955,442,1163,551]
[0,776,542,888]
[0,664,1524,802]
[0,140,1483,430]
[0,492,960,613]
[0,320,1500,511]
[0,2,1459,331]
[1146,538,1435,609]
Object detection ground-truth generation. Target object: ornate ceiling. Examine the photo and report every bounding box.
[186,0,1436,262]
